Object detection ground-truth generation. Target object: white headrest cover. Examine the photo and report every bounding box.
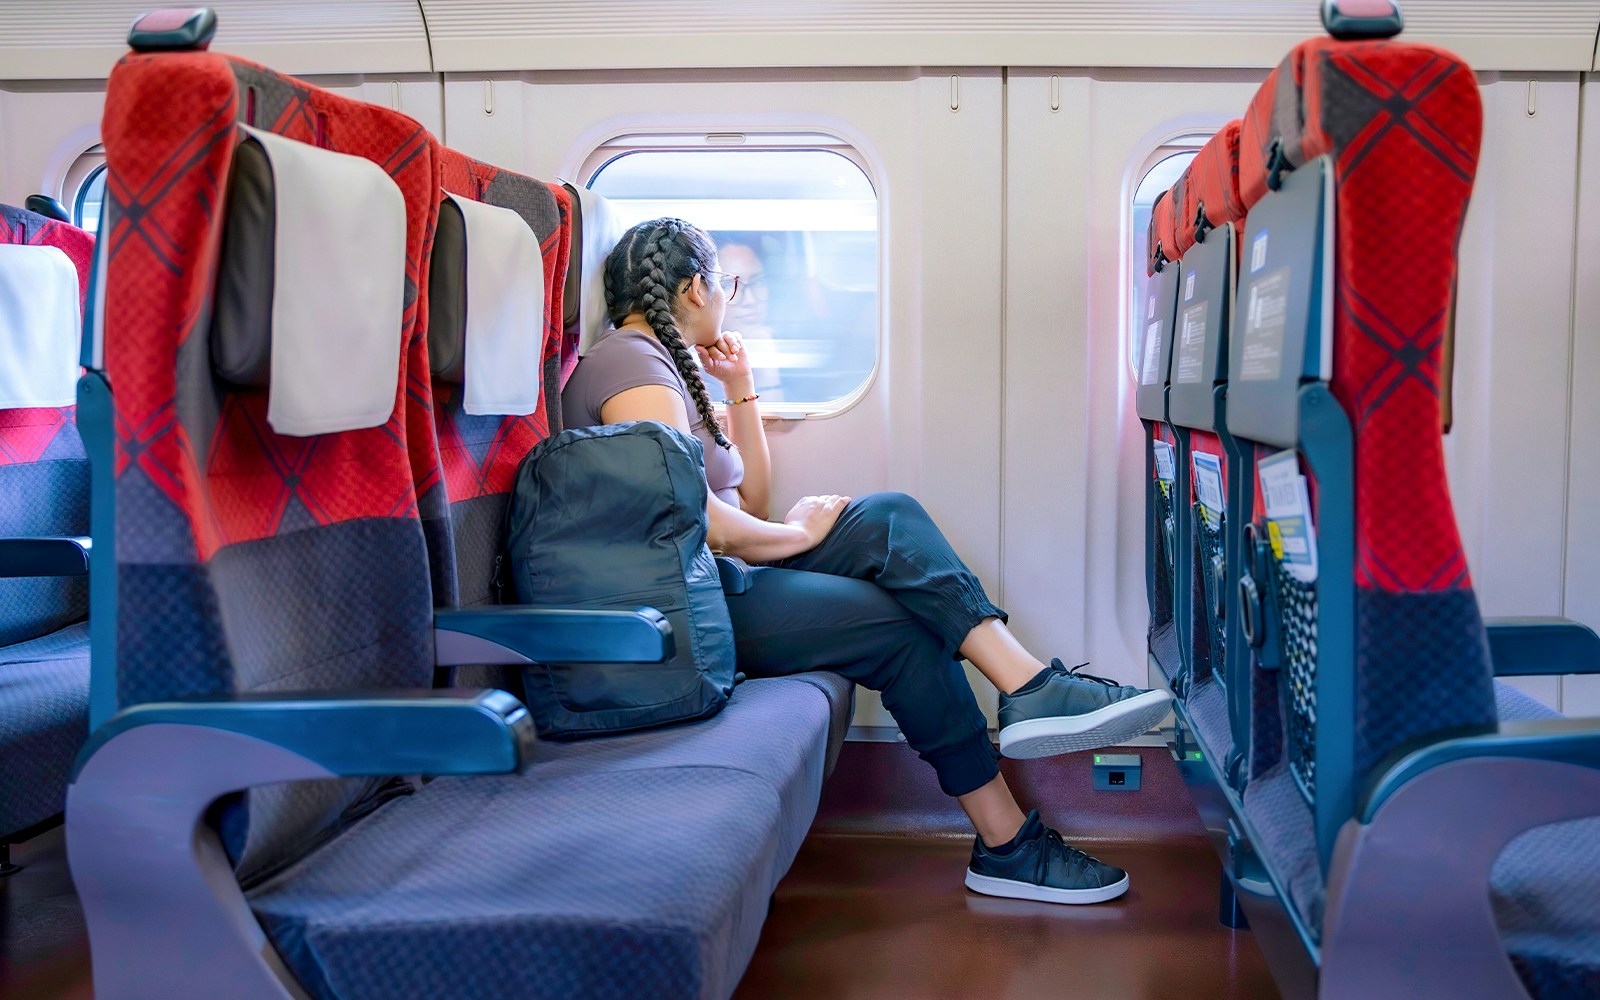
[241,125,406,437]
[571,184,628,357]
[445,193,544,416]
[0,244,81,409]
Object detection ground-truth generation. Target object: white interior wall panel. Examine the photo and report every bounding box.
[1449,75,1582,711]
[1002,70,1265,685]
[442,69,1005,726]
[0,84,106,210]
[1562,81,1600,718]
[343,77,446,146]
[422,1,1600,73]
[0,1,431,81]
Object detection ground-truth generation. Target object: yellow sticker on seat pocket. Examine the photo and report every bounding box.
[1268,520,1285,560]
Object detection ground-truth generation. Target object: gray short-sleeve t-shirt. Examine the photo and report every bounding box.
[562,327,745,506]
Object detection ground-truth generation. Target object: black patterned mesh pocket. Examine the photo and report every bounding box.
[1271,556,1319,802]
[1153,483,1176,624]
[1197,516,1226,684]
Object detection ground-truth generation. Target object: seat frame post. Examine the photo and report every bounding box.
[69,724,329,1000]
[0,842,19,877]
[1217,870,1248,929]
[1322,756,1600,999]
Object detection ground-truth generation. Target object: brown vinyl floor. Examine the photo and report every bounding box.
[0,827,92,1000]
[736,834,1278,1000]
[1,742,1280,1000]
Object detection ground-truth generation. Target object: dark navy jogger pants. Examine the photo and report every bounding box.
[724,492,1005,797]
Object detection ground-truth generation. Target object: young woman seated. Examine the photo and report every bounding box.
[561,218,1172,905]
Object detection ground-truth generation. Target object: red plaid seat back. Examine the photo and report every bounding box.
[99,50,441,881]
[423,147,572,613]
[1235,37,1488,786]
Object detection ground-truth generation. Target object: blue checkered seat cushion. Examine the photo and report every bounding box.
[1184,676,1233,765]
[1486,685,1600,1000]
[248,675,848,1000]
[0,622,89,835]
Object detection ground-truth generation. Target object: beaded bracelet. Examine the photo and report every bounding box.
[723,394,760,406]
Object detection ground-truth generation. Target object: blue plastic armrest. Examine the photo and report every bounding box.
[1486,616,1600,676]
[434,606,674,667]
[0,536,90,577]
[716,555,755,595]
[1361,717,1600,821]
[75,689,534,779]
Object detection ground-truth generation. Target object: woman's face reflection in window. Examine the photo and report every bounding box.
[720,243,768,334]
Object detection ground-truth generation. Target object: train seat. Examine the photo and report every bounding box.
[1155,123,1248,778]
[0,205,95,860]
[422,152,854,937]
[1227,20,1497,937]
[1136,229,1183,687]
[423,148,572,621]
[1137,6,1600,996]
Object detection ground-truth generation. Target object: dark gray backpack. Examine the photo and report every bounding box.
[503,420,736,738]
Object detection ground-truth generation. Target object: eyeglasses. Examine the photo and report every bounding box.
[706,270,741,303]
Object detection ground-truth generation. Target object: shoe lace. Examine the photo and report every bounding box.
[1050,658,1122,688]
[1040,828,1101,886]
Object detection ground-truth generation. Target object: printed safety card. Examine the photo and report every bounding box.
[1152,439,1176,498]
[1259,449,1318,583]
[1192,451,1224,529]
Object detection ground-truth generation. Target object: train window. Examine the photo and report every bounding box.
[64,146,107,234]
[1127,147,1200,384]
[586,141,879,414]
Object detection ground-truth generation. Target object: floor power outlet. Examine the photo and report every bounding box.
[1092,753,1143,791]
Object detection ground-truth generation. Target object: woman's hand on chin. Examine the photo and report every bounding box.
[697,331,754,388]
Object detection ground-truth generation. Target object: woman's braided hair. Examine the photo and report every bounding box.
[603,218,730,448]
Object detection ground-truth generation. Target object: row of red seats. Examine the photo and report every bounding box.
[1133,3,1600,998]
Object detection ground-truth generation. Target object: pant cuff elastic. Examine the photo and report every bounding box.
[925,728,1002,798]
[942,595,1009,661]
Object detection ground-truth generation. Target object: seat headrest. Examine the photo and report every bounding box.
[25,194,71,223]
[565,183,628,356]
[128,7,218,52]
[0,244,81,409]
[1180,122,1244,246]
[210,125,407,437]
[1148,189,1177,276]
[1322,0,1403,40]
[427,192,544,415]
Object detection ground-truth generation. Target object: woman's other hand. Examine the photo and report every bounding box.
[785,494,851,548]
[697,331,754,387]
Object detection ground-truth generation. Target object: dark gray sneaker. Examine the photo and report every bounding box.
[997,659,1172,759]
[965,810,1129,905]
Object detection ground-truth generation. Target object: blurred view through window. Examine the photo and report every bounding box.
[588,144,879,412]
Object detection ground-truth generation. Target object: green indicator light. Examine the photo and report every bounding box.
[1188,750,1204,760]
[1094,755,1102,763]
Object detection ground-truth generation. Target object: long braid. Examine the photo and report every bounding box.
[605,218,731,449]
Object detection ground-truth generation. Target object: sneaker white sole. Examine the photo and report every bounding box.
[964,868,1131,905]
[998,689,1172,759]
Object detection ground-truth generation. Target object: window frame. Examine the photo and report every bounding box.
[1124,135,1211,387]
[63,145,107,233]
[579,131,884,420]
